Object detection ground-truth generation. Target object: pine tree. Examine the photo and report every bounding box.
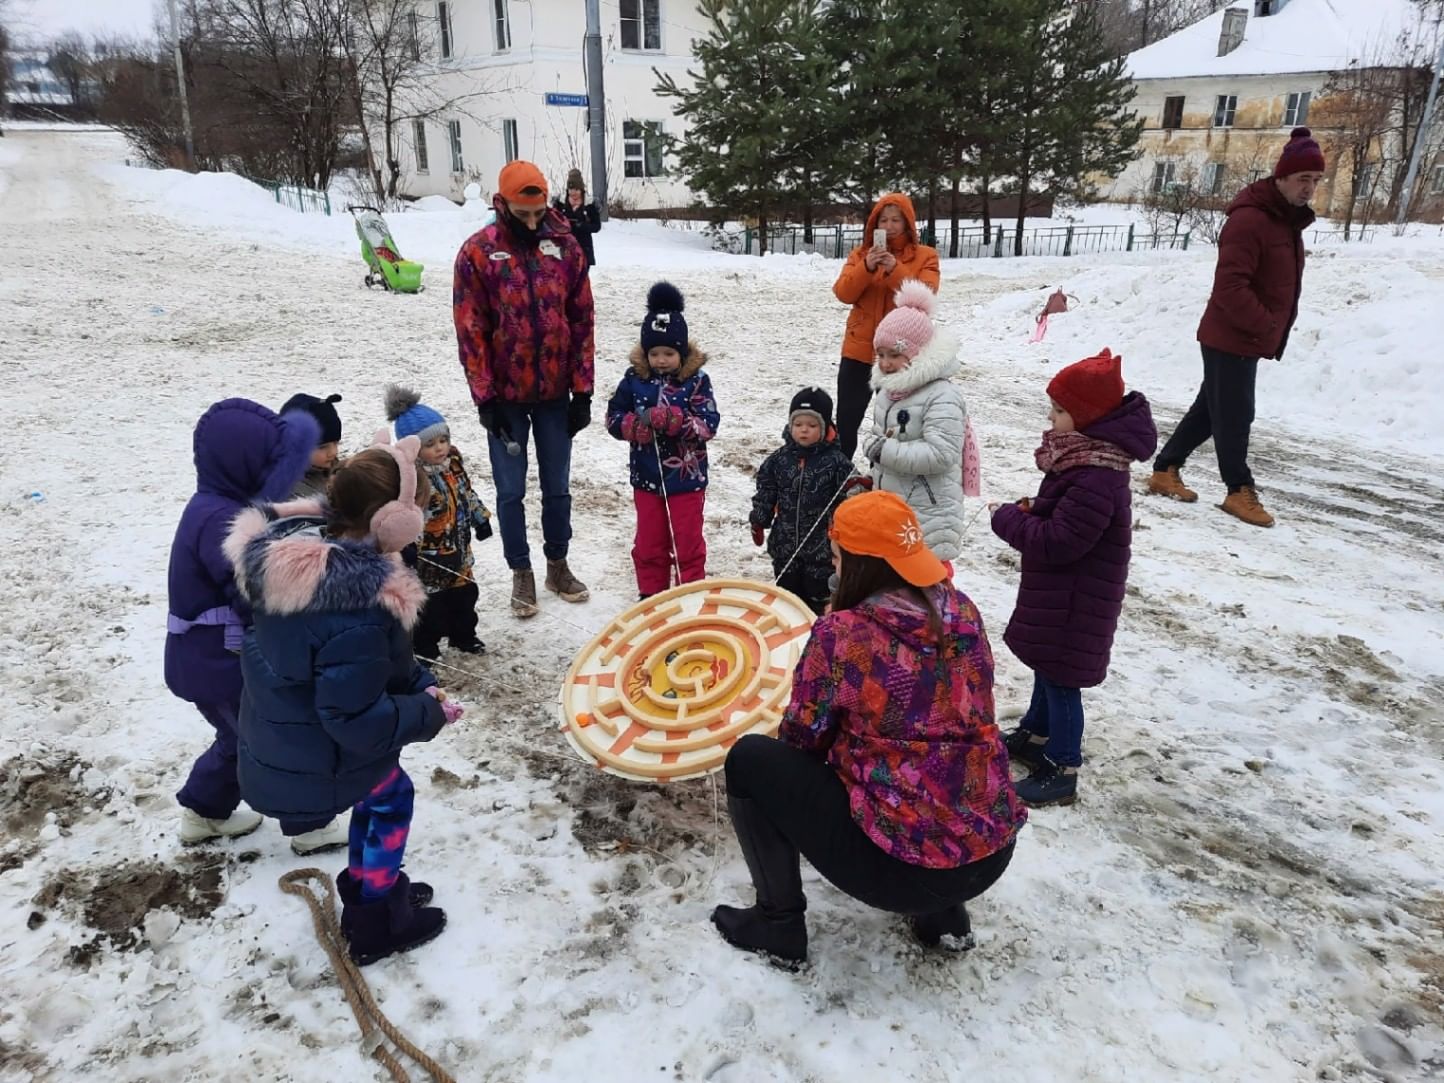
[656,0,837,255]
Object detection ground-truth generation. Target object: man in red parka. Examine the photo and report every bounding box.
[454,160,595,617]
[1148,126,1325,528]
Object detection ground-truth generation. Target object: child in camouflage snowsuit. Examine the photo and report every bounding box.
[751,387,858,614]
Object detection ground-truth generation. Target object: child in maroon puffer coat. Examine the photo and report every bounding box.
[990,349,1157,808]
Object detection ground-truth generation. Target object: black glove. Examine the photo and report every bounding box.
[477,400,500,436]
[566,392,592,438]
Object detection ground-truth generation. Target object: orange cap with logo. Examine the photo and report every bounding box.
[497,160,548,204]
[829,490,947,588]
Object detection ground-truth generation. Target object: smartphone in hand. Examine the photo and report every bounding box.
[872,228,887,252]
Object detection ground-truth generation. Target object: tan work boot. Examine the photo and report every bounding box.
[1147,466,1198,503]
[511,568,539,618]
[545,559,590,603]
[1221,486,1275,528]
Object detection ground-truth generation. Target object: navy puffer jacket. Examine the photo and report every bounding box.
[225,501,446,819]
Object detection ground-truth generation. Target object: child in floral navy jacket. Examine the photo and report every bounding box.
[385,386,493,659]
[751,387,859,614]
[606,282,720,598]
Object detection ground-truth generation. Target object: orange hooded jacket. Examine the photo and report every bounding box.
[832,193,941,364]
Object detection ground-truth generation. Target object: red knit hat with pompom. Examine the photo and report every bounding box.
[1048,349,1124,430]
[1275,126,1325,179]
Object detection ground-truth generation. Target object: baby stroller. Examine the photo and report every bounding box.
[347,205,424,293]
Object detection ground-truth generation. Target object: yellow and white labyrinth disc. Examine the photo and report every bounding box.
[558,578,815,782]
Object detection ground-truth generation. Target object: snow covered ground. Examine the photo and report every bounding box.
[2,129,1442,1083]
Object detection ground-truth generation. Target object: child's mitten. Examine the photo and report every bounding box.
[620,413,655,445]
[751,523,765,547]
[646,404,685,437]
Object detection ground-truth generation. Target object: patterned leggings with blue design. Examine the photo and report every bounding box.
[348,766,414,900]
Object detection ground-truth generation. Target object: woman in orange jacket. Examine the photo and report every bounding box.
[831,193,940,459]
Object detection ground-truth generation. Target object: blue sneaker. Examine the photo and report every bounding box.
[1015,761,1078,807]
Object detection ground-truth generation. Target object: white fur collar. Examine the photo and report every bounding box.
[870,325,962,395]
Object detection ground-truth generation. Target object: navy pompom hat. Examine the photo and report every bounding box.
[640,281,689,354]
[280,392,343,445]
[1275,126,1325,179]
[385,384,449,443]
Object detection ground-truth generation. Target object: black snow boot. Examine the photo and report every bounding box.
[909,903,976,952]
[336,869,434,912]
[710,796,808,967]
[340,872,447,966]
[1003,727,1049,772]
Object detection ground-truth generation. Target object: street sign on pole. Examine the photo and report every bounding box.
[545,93,590,107]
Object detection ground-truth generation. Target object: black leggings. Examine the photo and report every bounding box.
[725,734,1014,916]
[835,356,873,461]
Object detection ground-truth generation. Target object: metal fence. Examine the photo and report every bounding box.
[740,222,1191,258]
[247,176,333,216]
[1306,227,1378,245]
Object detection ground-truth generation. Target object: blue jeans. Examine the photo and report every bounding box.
[486,399,572,570]
[1019,672,1085,768]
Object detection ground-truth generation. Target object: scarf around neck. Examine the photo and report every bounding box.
[1034,429,1132,475]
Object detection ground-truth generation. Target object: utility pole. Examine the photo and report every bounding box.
[167,0,196,169]
[1395,29,1444,230]
[584,0,608,220]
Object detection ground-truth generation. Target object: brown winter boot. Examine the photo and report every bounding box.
[1147,466,1198,503]
[511,568,539,618]
[545,559,590,603]
[1221,486,1275,528]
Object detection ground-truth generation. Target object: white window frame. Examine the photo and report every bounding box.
[620,0,662,52]
[493,0,511,51]
[1161,95,1184,130]
[413,119,429,173]
[1354,163,1377,202]
[438,1,454,60]
[407,10,421,61]
[1150,160,1177,194]
[1431,164,1444,195]
[1248,168,1266,183]
[1284,90,1310,127]
[448,119,464,174]
[1202,161,1225,196]
[502,118,519,163]
[1213,94,1237,128]
[623,120,667,179]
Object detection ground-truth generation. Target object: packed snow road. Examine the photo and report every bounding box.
[0,130,1440,1082]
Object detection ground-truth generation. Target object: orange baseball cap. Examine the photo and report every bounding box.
[497,160,548,204]
[829,490,947,587]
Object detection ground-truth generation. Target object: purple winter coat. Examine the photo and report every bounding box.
[991,392,1158,688]
[163,399,317,705]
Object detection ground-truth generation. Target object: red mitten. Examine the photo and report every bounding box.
[620,414,655,445]
[751,524,765,547]
[647,405,685,437]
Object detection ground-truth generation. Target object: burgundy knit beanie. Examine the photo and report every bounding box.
[1048,349,1124,430]
[1275,126,1325,179]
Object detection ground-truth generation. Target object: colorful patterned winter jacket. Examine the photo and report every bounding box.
[453,200,595,406]
[164,400,317,706]
[750,430,856,586]
[417,448,492,593]
[605,344,720,496]
[778,585,1026,869]
[225,500,446,819]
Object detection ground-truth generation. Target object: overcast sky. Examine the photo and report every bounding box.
[9,0,157,43]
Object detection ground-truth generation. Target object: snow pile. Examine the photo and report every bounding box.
[408,194,465,214]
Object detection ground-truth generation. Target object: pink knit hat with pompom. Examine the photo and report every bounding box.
[873,279,937,359]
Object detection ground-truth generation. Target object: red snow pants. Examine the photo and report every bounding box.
[632,488,706,596]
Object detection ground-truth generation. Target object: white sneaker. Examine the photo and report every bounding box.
[289,817,349,856]
[179,807,263,845]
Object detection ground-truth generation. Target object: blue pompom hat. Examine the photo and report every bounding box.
[640,281,688,355]
[385,384,449,443]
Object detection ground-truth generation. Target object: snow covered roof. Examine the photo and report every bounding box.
[1126,0,1439,80]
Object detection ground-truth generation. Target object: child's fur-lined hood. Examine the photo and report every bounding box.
[223,498,427,630]
[869,324,962,396]
[629,342,707,380]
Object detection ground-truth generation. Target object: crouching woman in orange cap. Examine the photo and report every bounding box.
[712,491,1026,967]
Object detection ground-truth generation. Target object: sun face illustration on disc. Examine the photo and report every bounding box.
[558,579,816,782]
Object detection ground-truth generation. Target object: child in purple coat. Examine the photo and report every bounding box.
[990,350,1157,807]
[164,398,346,853]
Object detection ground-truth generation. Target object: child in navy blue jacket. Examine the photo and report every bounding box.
[605,282,720,598]
[226,434,460,966]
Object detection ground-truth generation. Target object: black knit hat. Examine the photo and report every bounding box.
[789,386,834,432]
[280,393,343,445]
[640,281,689,355]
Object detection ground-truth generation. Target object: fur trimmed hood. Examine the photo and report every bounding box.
[870,324,962,396]
[629,342,707,380]
[223,499,427,630]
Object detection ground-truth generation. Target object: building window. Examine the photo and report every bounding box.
[1431,164,1444,195]
[1202,161,1226,195]
[494,0,511,51]
[1150,160,1177,194]
[1284,90,1310,127]
[620,0,662,51]
[1354,163,1377,201]
[438,1,454,59]
[502,118,519,163]
[1162,95,1184,129]
[623,120,666,178]
[448,119,464,173]
[407,10,421,60]
[413,120,429,173]
[1213,94,1237,128]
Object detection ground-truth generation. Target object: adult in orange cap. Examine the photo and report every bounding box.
[453,159,595,617]
[711,490,1026,966]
